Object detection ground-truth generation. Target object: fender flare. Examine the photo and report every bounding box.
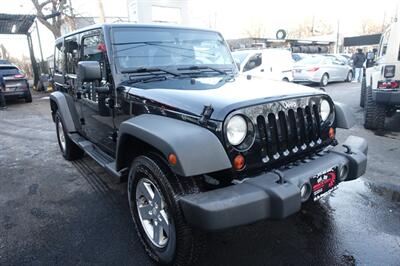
[116,114,232,177]
[334,101,355,129]
[49,91,81,133]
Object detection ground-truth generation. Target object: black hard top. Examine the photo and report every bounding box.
[56,23,220,42]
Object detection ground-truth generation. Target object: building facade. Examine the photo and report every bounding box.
[127,0,189,24]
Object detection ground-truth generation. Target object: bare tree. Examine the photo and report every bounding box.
[289,18,334,39]
[360,19,387,35]
[244,22,267,38]
[31,0,75,38]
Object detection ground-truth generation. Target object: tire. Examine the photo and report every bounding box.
[320,73,329,87]
[25,90,32,103]
[282,77,289,82]
[360,77,366,108]
[364,86,386,130]
[128,154,204,265]
[55,111,84,160]
[346,71,353,82]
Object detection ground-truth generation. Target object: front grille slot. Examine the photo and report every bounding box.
[267,113,279,157]
[257,103,323,162]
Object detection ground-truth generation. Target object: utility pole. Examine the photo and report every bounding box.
[98,0,106,23]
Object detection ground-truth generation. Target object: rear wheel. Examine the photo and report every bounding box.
[320,73,329,87]
[55,111,83,160]
[25,89,32,103]
[364,86,385,130]
[346,71,353,82]
[360,77,366,108]
[128,154,204,265]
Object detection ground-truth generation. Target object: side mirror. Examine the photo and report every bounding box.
[78,61,101,82]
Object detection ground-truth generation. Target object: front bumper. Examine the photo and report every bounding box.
[373,89,400,105]
[179,136,367,231]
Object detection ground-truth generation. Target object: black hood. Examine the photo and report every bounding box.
[126,75,326,121]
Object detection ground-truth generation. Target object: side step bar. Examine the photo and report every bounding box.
[69,133,128,181]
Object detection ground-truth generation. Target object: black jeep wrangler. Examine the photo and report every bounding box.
[50,24,368,265]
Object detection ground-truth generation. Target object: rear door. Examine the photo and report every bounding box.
[53,39,66,87]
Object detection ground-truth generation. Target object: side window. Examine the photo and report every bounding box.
[81,33,104,104]
[379,30,390,58]
[54,42,65,74]
[82,35,103,62]
[65,37,79,74]
[398,44,400,61]
[243,53,262,72]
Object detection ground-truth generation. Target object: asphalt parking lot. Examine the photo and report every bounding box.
[1,82,399,265]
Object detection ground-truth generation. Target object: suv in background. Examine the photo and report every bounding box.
[0,63,32,103]
[50,23,367,265]
[232,49,294,81]
[362,17,400,130]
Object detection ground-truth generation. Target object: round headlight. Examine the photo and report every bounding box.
[227,115,247,146]
[320,99,331,121]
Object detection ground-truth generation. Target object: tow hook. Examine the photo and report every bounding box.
[273,169,285,184]
[342,144,353,154]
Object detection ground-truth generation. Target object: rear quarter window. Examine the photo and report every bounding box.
[0,67,19,76]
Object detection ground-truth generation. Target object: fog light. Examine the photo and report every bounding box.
[338,165,349,181]
[300,183,311,202]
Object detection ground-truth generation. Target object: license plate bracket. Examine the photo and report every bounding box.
[310,167,338,201]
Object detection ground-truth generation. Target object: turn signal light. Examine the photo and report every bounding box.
[233,154,245,170]
[329,127,335,139]
[14,74,25,79]
[168,154,177,165]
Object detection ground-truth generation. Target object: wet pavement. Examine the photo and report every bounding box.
[0,82,400,265]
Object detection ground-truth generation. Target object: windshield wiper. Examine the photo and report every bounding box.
[177,65,228,75]
[121,67,179,76]
[123,75,168,84]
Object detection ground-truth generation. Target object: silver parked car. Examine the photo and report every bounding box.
[293,55,353,86]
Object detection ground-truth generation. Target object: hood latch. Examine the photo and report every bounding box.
[199,104,214,125]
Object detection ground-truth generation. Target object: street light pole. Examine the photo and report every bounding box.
[336,19,340,53]
[35,20,44,71]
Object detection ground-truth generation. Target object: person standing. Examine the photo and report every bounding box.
[0,72,7,110]
[352,48,366,82]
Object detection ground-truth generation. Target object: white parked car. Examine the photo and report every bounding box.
[293,55,353,86]
[232,49,294,81]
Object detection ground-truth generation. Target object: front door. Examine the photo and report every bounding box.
[77,30,117,156]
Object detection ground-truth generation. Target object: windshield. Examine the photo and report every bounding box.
[232,51,250,65]
[112,27,235,72]
[296,56,323,65]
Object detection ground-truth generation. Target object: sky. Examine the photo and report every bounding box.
[0,0,399,60]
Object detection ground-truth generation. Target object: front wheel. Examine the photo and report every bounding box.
[320,73,329,87]
[128,155,204,265]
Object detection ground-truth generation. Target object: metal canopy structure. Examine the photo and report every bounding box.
[0,13,39,85]
[0,13,36,34]
[343,34,382,47]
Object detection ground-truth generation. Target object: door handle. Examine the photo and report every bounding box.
[260,69,264,72]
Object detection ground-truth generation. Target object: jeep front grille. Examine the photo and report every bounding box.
[256,104,324,163]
